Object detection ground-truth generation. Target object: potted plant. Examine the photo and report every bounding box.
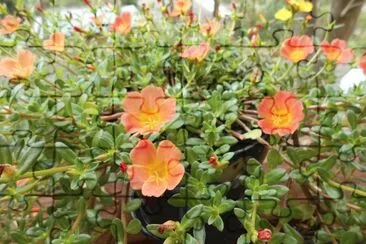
[1,0,366,244]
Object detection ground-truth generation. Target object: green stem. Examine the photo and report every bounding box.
[327,179,366,197]
[276,64,294,82]
[0,166,74,184]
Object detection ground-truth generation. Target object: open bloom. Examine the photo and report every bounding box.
[121,85,176,135]
[360,53,366,75]
[110,12,132,35]
[320,39,354,64]
[0,15,21,35]
[43,32,65,52]
[180,42,210,62]
[0,50,36,79]
[200,19,220,37]
[275,0,313,21]
[171,0,192,16]
[280,35,314,63]
[127,140,185,197]
[258,91,304,136]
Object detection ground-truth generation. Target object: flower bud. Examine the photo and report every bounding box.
[119,162,128,173]
[258,228,272,241]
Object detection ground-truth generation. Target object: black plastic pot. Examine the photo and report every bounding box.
[131,138,267,243]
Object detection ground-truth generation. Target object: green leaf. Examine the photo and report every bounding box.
[267,149,283,169]
[283,223,304,244]
[93,130,114,149]
[264,168,288,184]
[0,135,12,164]
[111,219,124,244]
[234,208,246,218]
[339,231,357,244]
[287,148,318,166]
[193,226,206,244]
[347,110,358,130]
[123,199,141,212]
[213,216,224,231]
[55,142,77,164]
[217,136,238,145]
[18,139,45,174]
[185,233,198,244]
[126,218,142,234]
[185,204,204,219]
[243,129,262,140]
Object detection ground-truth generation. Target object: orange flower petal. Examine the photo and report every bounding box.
[121,85,176,135]
[18,49,36,67]
[43,32,65,52]
[166,161,185,190]
[122,91,144,115]
[142,177,168,197]
[320,39,354,64]
[128,165,149,189]
[257,97,275,118]
[111,12,132,35]
[120,113,142,134]
[360,54,366,75]
[130,139,156,165]
[0,58,17,78]
[257,91,304,137]
[157,98,176,122]
[0,15,21,35]
[156,140,182,164]
[280,35,314,63]
[141,85,165,113]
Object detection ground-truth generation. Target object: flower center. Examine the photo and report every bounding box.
[148,161,168,180]
[271,110,292,127]
[139,113,162,130]
[290,49,305,62]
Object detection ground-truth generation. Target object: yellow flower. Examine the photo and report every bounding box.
[275,0,313,21]
[275,8,292,21]
[289,0,313,12]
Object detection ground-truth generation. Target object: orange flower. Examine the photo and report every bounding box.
[127,140,185,197]
[0,15,21,35]
[320,39,354,64]
[258,91,304,136]
[171,0,192,16]
[43,32,65,52]
[200,19,220,37]
[280,35,314,63]
[360,53,366,75]
[180,42,210,62]
[0,50,36,79]
[110,12,132,35]
[121,85,176,135]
